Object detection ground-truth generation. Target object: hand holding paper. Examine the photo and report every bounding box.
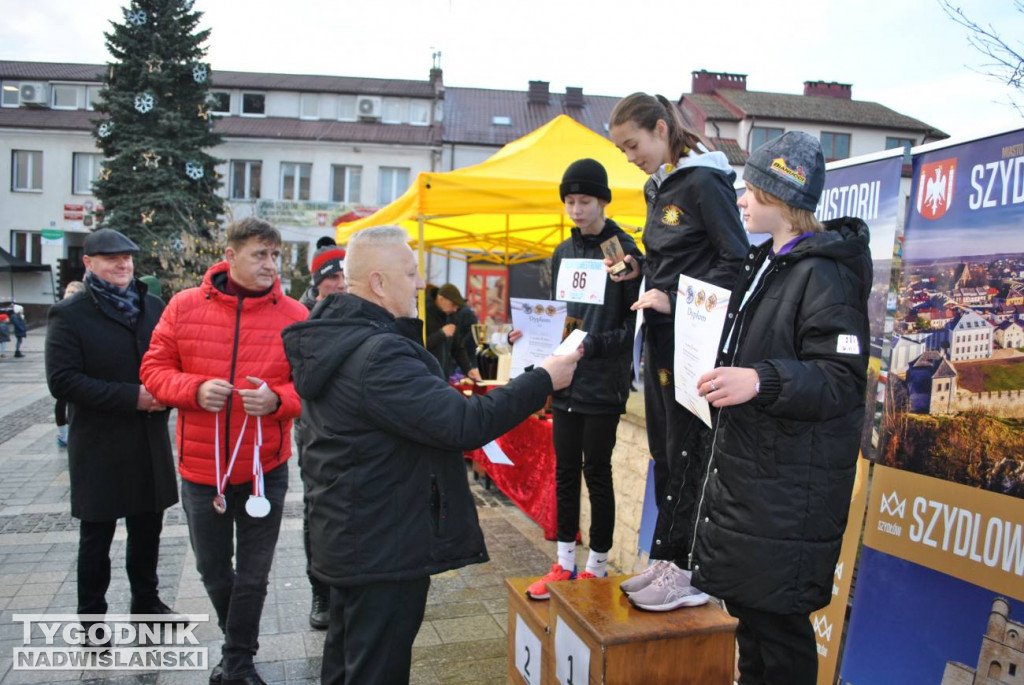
[539,346,582,391]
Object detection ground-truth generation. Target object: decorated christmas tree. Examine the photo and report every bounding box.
[91,0,224,293]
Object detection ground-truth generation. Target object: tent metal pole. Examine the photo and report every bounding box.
[417,217,426,342]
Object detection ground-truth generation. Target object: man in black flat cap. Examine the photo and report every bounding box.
[45,228,183,644]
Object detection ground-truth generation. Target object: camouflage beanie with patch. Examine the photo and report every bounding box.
[743,131,826,211]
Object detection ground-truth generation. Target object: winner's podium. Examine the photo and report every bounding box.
[507,574,737,685]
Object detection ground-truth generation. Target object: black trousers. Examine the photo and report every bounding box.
[727,603,817,685]
[321,577,430,685]
[552,408,619,553]
[77,511,164,616]
[295,421,329,598]
[643,323,707,564]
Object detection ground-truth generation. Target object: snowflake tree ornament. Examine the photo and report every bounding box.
[185,161,205,180]
[98,122,114,138]
[127,9,147,26]
[134,92,155,114]
[192,64,208,84]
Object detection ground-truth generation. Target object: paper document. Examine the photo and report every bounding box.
[482,440,514,465]
[554,329,587,356]
[673,274,731,428]
[510,298,567,377]
[632,277,645,386]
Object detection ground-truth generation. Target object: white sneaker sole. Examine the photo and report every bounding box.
[628,592,710,612]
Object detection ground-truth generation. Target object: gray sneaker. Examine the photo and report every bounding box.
[619,559,669,595]
[628,563,710,611]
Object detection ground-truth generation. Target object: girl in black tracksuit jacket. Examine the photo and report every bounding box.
[607,93,749,611]
[525,159,641,600]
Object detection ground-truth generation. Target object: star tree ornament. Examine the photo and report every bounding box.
[127,8,147,26]
[185,161,205,180]
[146,56,163,73]
[192,64,208,84]
[134,92,155,114]
[141,151,161,168]
[196,104,211,120]
[141,209,155,224]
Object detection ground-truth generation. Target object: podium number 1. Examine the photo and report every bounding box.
[555,616,590,685]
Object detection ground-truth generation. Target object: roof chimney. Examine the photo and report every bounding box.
[429,67,443,94]
[803,81,851,99]
[564,86,584,108]
[691,70,747,95]
[528,80,550,105]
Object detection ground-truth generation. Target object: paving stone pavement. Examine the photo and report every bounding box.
[0,325,607,684]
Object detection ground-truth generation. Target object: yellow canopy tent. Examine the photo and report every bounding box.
[335,114,650,265]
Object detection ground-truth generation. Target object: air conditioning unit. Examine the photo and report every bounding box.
[19,82,49,106]
[357,96,382,120]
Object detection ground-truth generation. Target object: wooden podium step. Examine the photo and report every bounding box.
[543,575,737,684]
[506,576,554,684]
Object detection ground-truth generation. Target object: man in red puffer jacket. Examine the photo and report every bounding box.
[141,217,307,685]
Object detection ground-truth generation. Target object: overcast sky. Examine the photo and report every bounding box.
[2,0,1022,141]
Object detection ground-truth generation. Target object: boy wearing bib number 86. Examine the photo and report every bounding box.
[524,159,642,599]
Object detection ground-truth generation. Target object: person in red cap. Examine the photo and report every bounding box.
[296,244,348,631]
[311,246,348,302]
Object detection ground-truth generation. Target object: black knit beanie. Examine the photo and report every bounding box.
[560,158,612,202]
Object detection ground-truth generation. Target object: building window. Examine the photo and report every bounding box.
[281,162,311,201]
[11,230,42,264]
[378,166,410,204]
[51,85,79,110]
[492,115,512,126]
[331,165,362,203]
[409,100,430,126]
[1,82,19,107]
[86,86,103,110]
[886,136,914,164]
[209,91,231,115]
[886,137,914,151]
[820,131,851,160]
[11,150,43,191]
[382,98,407,124]
[241,92,266,116]
[300,93,319,120]
[338,95,357,121]
[72,153,102,195]
[230,160,262,200]
[750,126,784,151]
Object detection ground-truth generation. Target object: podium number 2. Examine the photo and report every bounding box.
[572,271,587,289]
[515,614,541,684]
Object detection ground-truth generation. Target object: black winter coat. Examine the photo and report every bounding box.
[550,220,641,414]
[282,294,553,586]
[640,153,749,326]
[690,218,872,614]
[45,280,178,521]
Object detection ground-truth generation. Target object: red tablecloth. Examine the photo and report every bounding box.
[459,384,557,540]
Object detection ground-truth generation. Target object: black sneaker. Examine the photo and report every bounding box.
[309,589,329,630]
[130,599,190,623]
[209,658,224,684]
